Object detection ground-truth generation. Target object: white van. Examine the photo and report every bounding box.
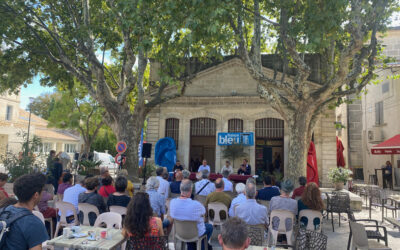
[93,151,118,169]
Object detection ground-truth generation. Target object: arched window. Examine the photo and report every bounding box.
[228,119,243,132]
[190,118,216,136]
[165,118,179,149]
[255,118,284,138]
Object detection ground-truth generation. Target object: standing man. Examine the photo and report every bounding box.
[46,150,56,173]
[382,161,393,189]
[198,159,211,173]
[156,167,170,200]
[1,173,49,249]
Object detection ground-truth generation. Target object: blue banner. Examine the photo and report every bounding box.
[218,132,254,146]
[138,129,144,166]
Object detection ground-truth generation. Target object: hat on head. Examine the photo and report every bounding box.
[280,179,294,193]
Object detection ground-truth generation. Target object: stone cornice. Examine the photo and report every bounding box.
[163,96,269,107]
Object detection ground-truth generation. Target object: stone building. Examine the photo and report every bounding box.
[146,57,337,187]
[0,92,81,161]
[336,26,400,182]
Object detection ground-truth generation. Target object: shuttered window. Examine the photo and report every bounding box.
[375,102,384,125]
[228,119,243,133]
[165,118,179,149]
[255,118,284,139]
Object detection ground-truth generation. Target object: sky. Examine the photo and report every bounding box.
[19,11,400,109]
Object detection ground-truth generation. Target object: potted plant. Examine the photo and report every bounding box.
[328,167,353,190]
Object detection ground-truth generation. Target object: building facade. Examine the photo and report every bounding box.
[337,27,400,182]
[0,92,81,162]
[146,58,337,187]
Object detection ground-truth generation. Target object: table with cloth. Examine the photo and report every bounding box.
[46,226,125,250]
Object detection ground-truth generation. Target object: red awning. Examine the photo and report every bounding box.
[371,134,400,155]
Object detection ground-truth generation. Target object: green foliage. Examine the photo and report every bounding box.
[1,132,44,182]
[91,128,118,156]
[328,167,353,183]
[222,144,248,168]
[139,163,156,180]
[77,160,102,176]
[29,92,57,120]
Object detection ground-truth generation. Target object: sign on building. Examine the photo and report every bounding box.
[218,132,254,146]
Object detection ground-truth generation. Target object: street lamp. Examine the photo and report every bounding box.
[25,97,34,157]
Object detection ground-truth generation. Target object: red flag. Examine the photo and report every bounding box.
[307,141,319,185]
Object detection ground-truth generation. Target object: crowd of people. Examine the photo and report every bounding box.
[0,160,326,250]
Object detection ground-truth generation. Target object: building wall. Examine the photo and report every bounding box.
[146,58,338,186]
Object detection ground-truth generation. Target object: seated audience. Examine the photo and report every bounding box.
[57,173,73,196]
[146,176,166,217]
[269,179,298,231]
[2,173,48,249]
[235,181,268,225]
[38,188,57,218]
[122,192,164,239]
[228,183,246,217]
[222,170,233,192]
[107,176,131,208]
[194,170,215,196]
[256,175,280,201]
[98,167,110,187]
[62,175,87,217]
[78,177,106,225]
[221,161,233,175]
[182,169,191,180]
[298,182,324,230]
[99,175,116,198]
[218,217,251,250]
[205,178,232,210]
[170,180,213,250]
[170,171,183,194]
[292,176,307,199]
[156,167,169,200]
[0,173,9,200]
[119,169,134,197]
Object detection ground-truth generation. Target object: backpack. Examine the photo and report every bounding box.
[0,206,32,248]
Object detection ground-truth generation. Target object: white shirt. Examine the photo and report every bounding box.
[222,177,233,192]
[194,179,215,196]
[156,176,170,200]
[61,184,86,216]
[221,165,233,175]
[198,165,210,173]
[170,198,206,236]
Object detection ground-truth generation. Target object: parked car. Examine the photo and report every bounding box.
[93,151,118,169]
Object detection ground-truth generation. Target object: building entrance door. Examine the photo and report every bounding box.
[255,118,284,177]
[189,118,216,172]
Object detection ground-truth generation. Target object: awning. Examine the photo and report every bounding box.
[371,134,400,155]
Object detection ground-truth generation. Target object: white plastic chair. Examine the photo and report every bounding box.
[32,210,54,250]
[94,212,122,229]
[78,203,100,226]
[109,205,127,216]
[298,209,323,232]
[267,209,295,246]
[257,199,270,209]
[349,221,392,250]
[54,201,79,238]
[173,219,208,250]
[207,202,228,226]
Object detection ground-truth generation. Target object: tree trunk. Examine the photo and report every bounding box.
[285,110,313,184]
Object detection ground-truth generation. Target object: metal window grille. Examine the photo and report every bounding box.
[165,118,179,149]
[190,118,216,136]
[228,119,243,132]
[255,118,284,139]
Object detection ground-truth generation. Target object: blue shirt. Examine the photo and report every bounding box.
[222,177,233,192]
[62,184,87,216]
[3,206,49,250]
[256,186,280,201]
[198,165,210,173]
[170,198,206,236]
[170,181,181,194]
[229,193,246,217]
[194,179,215,196]
[147,189,166,217]
[235,199,269,225]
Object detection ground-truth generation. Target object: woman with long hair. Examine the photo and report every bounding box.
[298,182,325,230]
[122,192,164,238]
